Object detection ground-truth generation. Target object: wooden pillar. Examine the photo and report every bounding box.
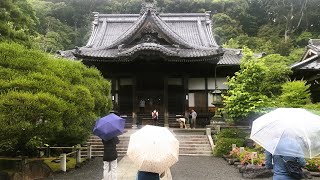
[111,78,116,109]
[183,76,189,112]
[163,76,169,127]
[205,77,208,112]
[132,76,137,129]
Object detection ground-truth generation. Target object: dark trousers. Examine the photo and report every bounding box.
[140,107,144,113]
[153,118,158,126]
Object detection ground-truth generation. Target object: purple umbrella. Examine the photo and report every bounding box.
[93,113,125,141]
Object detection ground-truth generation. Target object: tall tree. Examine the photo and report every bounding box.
[0,0,38,45]
[224,48,292,121]
[259,0,320,42]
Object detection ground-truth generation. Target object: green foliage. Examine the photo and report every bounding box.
[277,81,311,107]
[306,159,320,172]
[43,157,86,172]
[223,38,241,49]
[0,42,112,156]
[214,137,245,157]
[212,13,242,44]
[303,103,320,116]
[216,128,247,139]
[287,48,305,66]
[0,0,38,45]
[224,48,294,121]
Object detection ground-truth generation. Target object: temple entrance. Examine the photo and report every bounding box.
[137,91,163,113]
[136,75,164,113]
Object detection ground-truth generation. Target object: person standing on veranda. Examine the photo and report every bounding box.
[190,109,197,129]
[152,109,159,126]
[102,137,120,180]
[139,99,145,113]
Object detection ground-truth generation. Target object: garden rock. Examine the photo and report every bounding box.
[241,165,273,179]
[22,160,53,179]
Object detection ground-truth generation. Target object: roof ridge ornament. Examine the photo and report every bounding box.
[140,0,158,15]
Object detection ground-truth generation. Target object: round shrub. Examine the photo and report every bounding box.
[214,137,245,157]
[0,42,112,156]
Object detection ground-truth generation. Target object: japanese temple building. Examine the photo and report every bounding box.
[71,0,241,127]
[67,0,320,127]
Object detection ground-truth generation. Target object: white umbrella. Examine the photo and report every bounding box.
[250,108,320,158]
[127,125,179,174]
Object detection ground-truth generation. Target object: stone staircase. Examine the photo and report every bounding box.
[82,130,212,157]
[81,135,129,157]
[176,135,212,156]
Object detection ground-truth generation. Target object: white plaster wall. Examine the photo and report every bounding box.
[188,93,195,107]
[208,93,215,107]
[207,77,228,90]
[115,93,118,103]
[188,78,205,90]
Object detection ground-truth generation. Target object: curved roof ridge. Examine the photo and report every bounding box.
[81,13,148,51]
[153,13,218,50]
[118,43,178,57]
[151,13,194,49]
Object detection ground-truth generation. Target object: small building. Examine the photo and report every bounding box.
[292,39,320,102]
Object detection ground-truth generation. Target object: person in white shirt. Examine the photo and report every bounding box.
[190,109,197,129]
[152,110,158,126]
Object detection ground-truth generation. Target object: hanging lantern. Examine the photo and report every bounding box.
[211,89,222,105]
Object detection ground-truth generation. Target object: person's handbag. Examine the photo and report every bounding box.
[280,156,304,179]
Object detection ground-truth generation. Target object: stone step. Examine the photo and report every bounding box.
[85,133,212,157]
[179,150,212,154]
[85,150,212,156]
[179,144,210,147]
[179,147,212,151]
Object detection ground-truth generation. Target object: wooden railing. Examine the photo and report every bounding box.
[37,144,92,172]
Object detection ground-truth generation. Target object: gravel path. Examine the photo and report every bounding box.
[170,156,270,180]
[47,156,320,180]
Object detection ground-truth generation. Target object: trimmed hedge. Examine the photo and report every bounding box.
[214,137,245,157]
[216,128,248,139]
[214,128,247,157]
[0,42,112,156]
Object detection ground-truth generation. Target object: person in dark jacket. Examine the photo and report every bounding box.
[102,137,120,180]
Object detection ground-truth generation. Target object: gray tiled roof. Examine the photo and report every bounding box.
[76,2,221,61]
[84,12,217,50]
[296,57,320,70]
[218,48,242,65]
[308,39,320,51]
[291,39,320,70]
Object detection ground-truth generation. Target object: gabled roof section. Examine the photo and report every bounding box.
[291,39,320,70]
[82,2,218,51]
[76,0,222,62]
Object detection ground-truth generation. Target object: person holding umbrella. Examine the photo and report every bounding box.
[265,136,306,180]
[92,113,126,180]
[127,125,178,180]
[103,137,120,180]
[249,108,320,180]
